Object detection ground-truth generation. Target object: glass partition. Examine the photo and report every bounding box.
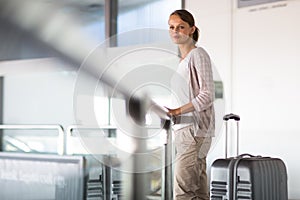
[0,1,228,199]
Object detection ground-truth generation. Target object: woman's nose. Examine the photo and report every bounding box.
[171,26,179,33]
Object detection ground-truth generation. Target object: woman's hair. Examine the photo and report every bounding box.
[170,9,199,43]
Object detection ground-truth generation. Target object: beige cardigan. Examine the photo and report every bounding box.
[189,47,215,137]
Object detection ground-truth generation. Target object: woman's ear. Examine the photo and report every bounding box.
[190,26,196,36]
[192,26,196,33]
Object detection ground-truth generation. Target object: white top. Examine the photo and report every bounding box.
[170,51,193,130]
[169,47,215,137]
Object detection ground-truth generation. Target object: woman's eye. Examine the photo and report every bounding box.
[180,26,185,29]
[169,26,174,30]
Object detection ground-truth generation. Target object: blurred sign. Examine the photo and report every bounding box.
[238,0,286,8]
[0,153,85,200]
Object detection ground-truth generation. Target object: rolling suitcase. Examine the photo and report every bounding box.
[210,113,288,200]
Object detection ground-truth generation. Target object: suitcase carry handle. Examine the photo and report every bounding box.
[224,113,240,158]
[236,153,255,158]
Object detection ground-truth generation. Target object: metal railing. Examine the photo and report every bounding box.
[67,124,173,200]
[0,123,174,199]
[0,124,66,155]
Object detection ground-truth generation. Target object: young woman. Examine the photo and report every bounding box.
[166,9,215,200]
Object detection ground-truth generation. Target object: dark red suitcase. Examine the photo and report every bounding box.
[210,114,288,200]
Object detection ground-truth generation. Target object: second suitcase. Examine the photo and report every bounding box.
[210,114,288,200]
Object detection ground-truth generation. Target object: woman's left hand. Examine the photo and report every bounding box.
[165,107,180,117]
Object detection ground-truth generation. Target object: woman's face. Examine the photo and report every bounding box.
[168,14,195,44]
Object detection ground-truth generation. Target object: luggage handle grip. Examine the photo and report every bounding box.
[224,113,240,158]
[223,113,240,121]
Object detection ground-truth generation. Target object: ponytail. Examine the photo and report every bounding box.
[193,26,200,43]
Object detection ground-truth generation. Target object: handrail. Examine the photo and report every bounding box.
[67,125,117,136]
[149,100,171,121]
[67,124,162,136]
[0,124,66,155]
[66,125,118,150]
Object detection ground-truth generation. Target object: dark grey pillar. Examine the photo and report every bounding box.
[105,0,118,47]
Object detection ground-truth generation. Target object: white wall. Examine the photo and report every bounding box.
[186,0,300,199]
[234,1,300,198]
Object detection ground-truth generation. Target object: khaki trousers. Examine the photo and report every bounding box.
[174,125,212,200]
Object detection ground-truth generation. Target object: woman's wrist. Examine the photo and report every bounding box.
[166,107,181,117]
[173,108,181,116]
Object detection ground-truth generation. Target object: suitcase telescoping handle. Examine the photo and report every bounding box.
[223,113,240,121]
[223,113,240,159]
